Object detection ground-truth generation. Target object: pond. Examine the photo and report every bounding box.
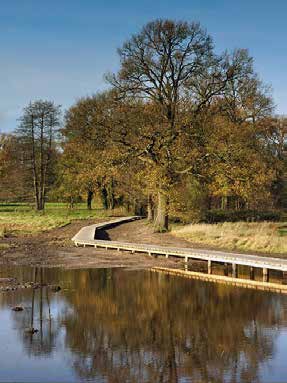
[0,266,287,382]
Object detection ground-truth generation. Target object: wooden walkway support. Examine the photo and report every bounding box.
[72,217,287,285]
[151,267,287,295]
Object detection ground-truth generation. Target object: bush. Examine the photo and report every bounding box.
[205,209,282,223]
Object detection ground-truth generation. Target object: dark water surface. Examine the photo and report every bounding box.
[1,266,287,382]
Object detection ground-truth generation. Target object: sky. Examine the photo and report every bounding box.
[1,0,287,132]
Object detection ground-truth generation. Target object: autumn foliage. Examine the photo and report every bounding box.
[0,19,286,229]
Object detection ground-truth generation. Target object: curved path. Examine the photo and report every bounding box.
[72,216,142,243]
[72,217,287,279]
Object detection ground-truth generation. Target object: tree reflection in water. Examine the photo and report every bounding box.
[62,269,286,383]
[3,267,287,382]
[7,267,61,357]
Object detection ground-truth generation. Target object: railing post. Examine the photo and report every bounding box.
[263,268,269,283]
[224,263,229,276]
[232,263,238,278]
[250,267,255,280]
[208,260,212,275]
[184,256,188,271]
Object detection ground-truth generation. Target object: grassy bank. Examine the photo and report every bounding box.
[0,203,114,237]
[172,221,287,255]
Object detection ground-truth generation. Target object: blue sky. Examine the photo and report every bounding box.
[1,0,286,132]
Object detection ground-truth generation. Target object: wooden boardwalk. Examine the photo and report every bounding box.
[72,217,287,283]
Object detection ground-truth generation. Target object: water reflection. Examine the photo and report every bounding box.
[0,267,287,382]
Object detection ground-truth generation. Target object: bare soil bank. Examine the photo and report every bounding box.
[0,218,281,271]
[0,219,192,270]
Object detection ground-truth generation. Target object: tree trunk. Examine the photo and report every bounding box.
[37,190,45,211]
[101,187,108,210]
[38,113,45,211]
[69,196,74,209]
[154,191,168,231]
[147,194,154,221]
[87,190,93,210]
[221,196,227,210]
[34,186,40,210]
[30,116,40,210]
[133,199,144,216]
[107,179,115,210]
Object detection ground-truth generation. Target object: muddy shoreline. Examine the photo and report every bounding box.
[0,218,283,272]
[0,219,194,270]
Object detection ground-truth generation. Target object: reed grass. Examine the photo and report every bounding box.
[172,221,287,254]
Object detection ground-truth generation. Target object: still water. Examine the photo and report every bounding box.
[1,266,287,382]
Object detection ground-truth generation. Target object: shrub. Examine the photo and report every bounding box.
[204,209,282,223]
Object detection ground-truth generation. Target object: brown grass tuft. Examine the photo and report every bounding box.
[172,221,287,254]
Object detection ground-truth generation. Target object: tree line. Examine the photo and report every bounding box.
[1,19,286,230]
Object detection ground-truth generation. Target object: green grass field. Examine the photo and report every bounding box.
[0,202,114,237]
[172,221,287,255]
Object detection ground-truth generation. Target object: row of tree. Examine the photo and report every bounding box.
[1,20,286,230]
